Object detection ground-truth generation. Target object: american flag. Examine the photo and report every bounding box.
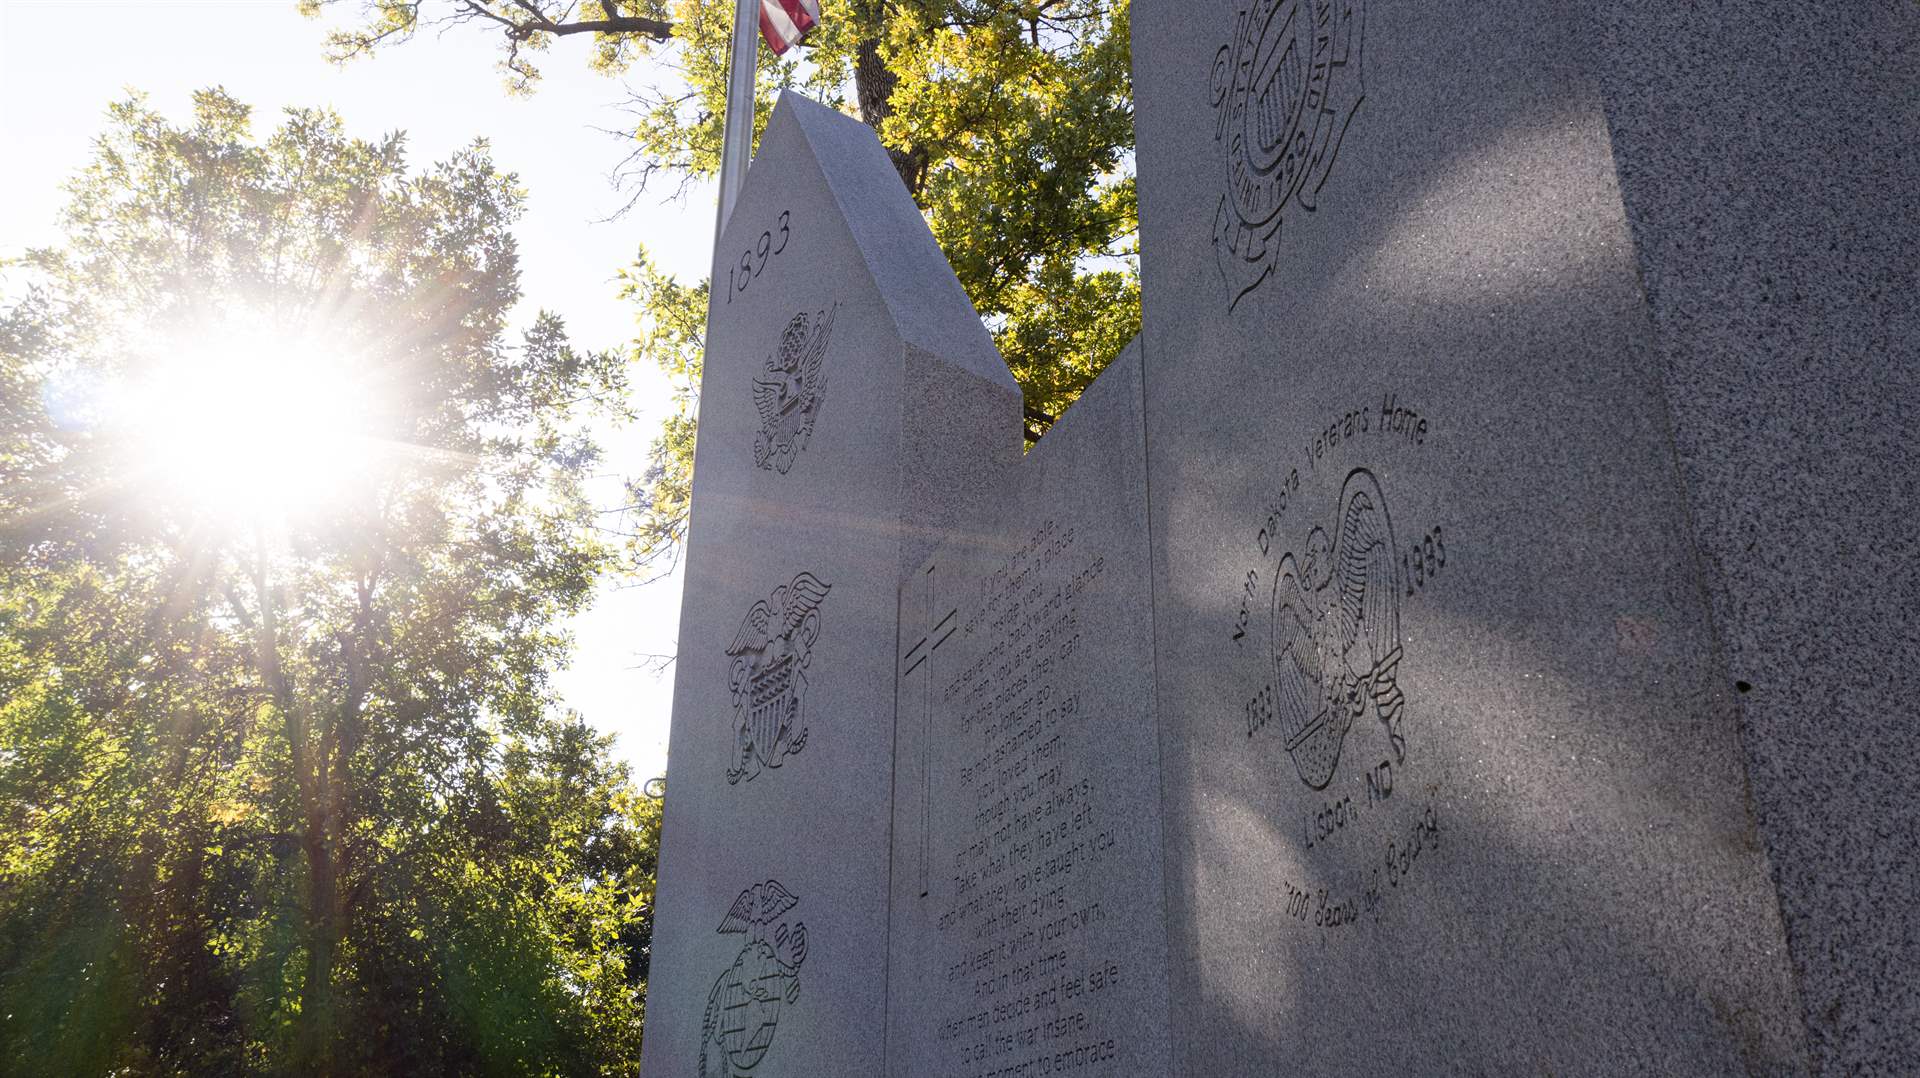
[759,0,821,55]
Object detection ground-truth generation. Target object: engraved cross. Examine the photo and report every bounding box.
[899,564,957,899]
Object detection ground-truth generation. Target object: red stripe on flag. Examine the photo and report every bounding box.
[759,0,818,56]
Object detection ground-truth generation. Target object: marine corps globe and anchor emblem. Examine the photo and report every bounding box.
[1270,467,1404,790]
[752,303,837,474]
[725,572,832,785]
[1209,0,1366,309]
[700,880,809,1078]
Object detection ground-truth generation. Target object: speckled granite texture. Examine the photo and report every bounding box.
[637,93,1019,1078]
[643,6,1918,1075]
[1594,6,1920,1072]
[1130,0,1913,1073]
[886,343,1171,1078]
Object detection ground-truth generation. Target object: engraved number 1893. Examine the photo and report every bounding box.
[1403,526,1446,596]
[726,209,792,304]
[1246,682,1275,738]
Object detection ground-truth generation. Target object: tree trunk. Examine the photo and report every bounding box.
[298,825,341,1072]
[249,535,340,1071]
[850,5,927,196]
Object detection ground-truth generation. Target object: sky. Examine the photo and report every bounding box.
[0,0,717,779]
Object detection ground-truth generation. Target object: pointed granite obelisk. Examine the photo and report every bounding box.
[637,93,1021,1078]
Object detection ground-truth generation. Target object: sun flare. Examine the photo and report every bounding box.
[126,324,383,523]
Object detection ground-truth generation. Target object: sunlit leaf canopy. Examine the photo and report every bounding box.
[0,89,654,1074]
[303,0,1137,569]
[12,89,601,541]
[596,0,1142,420]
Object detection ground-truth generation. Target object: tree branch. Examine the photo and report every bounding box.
[541,14,673,39]
[487,0,673,41]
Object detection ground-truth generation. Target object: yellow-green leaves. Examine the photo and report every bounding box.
[0,90,657,1073]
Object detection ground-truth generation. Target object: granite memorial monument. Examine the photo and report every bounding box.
[642,4,1920,1073]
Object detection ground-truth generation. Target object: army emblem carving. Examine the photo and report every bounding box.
[724,572,831,784]
[752,303,837,474]
[1209,0,1366,309]
[700,880,808,1077]
[1269,468,1403,790]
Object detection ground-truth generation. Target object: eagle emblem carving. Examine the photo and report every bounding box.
[725,572,831,784]
[753,304,836,474]
[701,880,808,1077]
[1270,467,1404,790]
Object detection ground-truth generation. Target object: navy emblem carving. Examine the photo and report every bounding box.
[724,573,831,785]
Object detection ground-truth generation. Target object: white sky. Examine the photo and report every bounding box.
[0,0,716,780]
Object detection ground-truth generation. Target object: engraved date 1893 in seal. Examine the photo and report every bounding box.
[1209,0,1366,309]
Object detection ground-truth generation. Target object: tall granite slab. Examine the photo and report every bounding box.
[644,8,1918,1074]
[1592,9,1920,1072]
[1132,1,1814,1072]
[886,343,1168,1078]
[639,93,1021,1078]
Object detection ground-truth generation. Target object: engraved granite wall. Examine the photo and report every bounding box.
[638,93,1020,1078]
[644,5,1918,1074]
[1131,1,1827,1073]
[885,343,1168,1078]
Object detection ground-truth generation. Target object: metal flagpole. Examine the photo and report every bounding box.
[715,0,760,248]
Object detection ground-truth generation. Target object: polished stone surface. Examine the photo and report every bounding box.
[643,5,1919,1073]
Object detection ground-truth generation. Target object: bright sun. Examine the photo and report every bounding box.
[128,324,383,523]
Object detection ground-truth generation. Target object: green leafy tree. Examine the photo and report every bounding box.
[0,89,658,1075]
[305,0,1137,566]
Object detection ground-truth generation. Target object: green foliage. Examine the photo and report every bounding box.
[614,248,706,570]
[0,89,657,1075]
[305,0,1138,565]
[872,3,1137,413]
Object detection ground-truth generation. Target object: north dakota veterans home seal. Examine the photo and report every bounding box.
[1268,468,1403,790]
[1209,0,1366,309]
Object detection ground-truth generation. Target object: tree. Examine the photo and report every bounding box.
[304,0,1137,566]
[0,89,658,1075]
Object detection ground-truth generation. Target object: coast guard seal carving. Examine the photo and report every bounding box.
[700,880,808,1078]
[753,304,837,474]
[725,572,831,784]
[1209,0,1366,309]
[1270,468,1403,790]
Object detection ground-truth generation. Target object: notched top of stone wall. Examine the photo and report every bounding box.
[746,92,1015,393]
